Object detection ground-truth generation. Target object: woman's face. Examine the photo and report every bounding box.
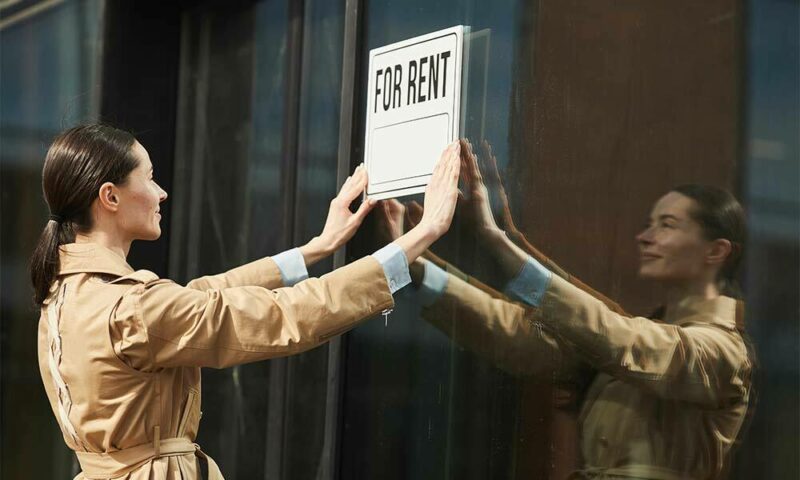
[636,191,715,284]
[116,142,168,241]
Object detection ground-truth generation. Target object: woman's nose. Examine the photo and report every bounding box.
[636,228,653,244]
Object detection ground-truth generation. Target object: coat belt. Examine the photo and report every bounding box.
[568,464,692,480]
[75,437,223,479]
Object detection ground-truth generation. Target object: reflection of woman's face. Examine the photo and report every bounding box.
[116,142,168,241]
[636,192,713,284]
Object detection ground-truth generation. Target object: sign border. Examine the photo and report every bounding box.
[364,25,465,200]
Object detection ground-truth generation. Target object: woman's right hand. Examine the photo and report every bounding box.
[418,141,462,238]
[394,141,461,263]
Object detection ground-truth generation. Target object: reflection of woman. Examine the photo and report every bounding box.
[393,140,752,479]
[30,124,461,479]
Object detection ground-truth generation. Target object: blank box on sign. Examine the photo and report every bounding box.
[369,113,450,191]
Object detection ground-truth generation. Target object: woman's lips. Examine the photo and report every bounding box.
[640,253,661,261]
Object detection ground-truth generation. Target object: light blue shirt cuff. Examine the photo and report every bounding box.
[272,248,309,287]
[504,256,553,307]
[418,259,449,307]
[372,243,412,294]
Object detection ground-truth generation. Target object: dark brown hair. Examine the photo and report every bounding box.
[30,124,139,306]
[672,184,746,299]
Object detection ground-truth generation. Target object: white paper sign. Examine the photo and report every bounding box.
[364,26,464,199]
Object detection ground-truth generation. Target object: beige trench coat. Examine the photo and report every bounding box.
[423,263,751,480]
[38,243,393,479]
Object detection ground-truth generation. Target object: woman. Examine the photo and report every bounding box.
[386,140,752,479]
[31,124,461,479]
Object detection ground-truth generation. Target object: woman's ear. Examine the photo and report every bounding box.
[707,238,732,267]
[97,182,120,213]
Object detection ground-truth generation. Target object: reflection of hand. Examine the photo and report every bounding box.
[478,140,517,234]
[405,200,423,229]
[460,139,503,241]
[300,164,377,265]
[375,199,406,244]
[460,139,530,282]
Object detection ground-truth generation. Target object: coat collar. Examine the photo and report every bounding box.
[58,242,134,278]
[665,294,738,328]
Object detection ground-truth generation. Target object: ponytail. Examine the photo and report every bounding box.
[30,220,69,305]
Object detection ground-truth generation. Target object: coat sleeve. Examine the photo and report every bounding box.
[184,256,285,291]
[536,275,751,407]
[124,256,393,369]
[422,270,587,382]
[505,229,628,315]
[422,250,511,301]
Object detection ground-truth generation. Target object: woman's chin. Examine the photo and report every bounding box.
[638,266,661,280]
[139,228,161,241]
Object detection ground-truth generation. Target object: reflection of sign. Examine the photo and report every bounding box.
[365,26,464,199]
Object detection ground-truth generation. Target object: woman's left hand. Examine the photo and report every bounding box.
[300,164,377,265]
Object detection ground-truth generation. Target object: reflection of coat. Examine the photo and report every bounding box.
[423,259,751,480]
[38,242,393,479]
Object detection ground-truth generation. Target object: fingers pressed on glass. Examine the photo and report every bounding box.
[354,197,375,220]
[339,164,366,204]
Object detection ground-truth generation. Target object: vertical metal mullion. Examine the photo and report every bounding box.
[169,7,211,283]
[88,0,106,121]
[265,1,306,479]
[185,14,211,281]
[281,0,305,243]
[319,0,365,479]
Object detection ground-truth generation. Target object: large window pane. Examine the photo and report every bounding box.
[340,0,752,478]
[171,2,288,477]
[735,0,800,477]
[341,1,526,478]
[280,0,347,478]
[0,1,104,478]
[170,1,346,477]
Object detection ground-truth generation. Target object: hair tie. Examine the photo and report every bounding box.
[49,213,64,223]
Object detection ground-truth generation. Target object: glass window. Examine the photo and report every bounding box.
[340,1,532,478]
[339,1,766,479]
[276,0,347,478]
[171,2,290,477]
[736,0,800,478]
[1,0,795,477]
[0,1,104,478]
[170,0,346,477]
